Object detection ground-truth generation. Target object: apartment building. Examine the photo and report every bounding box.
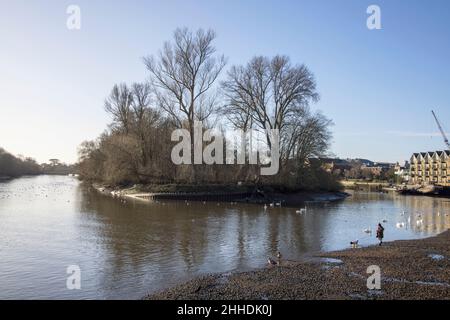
[410,151,450,186]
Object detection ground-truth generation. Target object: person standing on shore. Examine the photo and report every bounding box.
[376,223,385,246]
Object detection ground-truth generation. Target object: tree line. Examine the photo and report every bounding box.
[0,148,41,178]
[77,28,339,191]
[0,148,76,179]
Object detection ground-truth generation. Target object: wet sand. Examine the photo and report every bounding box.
[146,230,450,300]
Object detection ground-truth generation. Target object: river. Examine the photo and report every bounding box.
[0,175,449,299]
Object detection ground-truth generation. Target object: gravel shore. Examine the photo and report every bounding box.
[146,230,450,300]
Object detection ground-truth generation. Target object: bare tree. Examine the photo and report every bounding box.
[131,82,152,124]
[104,83,134,134]
[282,108,333,168]
[144,28,226,181]
[131,82,155,167]
[222,55,319,148]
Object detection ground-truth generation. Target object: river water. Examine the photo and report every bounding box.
[0,175,449,299]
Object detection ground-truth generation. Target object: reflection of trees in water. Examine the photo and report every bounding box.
[77,189,215,273]
[74,184,450,296]
[74,185,322,276]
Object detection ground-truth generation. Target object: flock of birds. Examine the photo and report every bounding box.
[349,209,449,248]
[153,197,450,236]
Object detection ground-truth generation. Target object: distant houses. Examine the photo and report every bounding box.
[394,161,411,183]
[313,157,395,181]
[410,151,450,187]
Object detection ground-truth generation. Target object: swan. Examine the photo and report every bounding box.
[296,207,307,214]
[363,228,372,234]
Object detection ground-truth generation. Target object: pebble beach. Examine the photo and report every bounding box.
[146,230,450,300]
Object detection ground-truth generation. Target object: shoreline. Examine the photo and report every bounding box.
[92,183,349,207]
[146,230,450,300]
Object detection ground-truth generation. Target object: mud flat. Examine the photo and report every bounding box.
[146,230,450,300]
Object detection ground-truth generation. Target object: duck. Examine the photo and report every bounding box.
[416,219,423,226]
[267,257,277,266]
[276,251,282,265]
[363,228,372,234]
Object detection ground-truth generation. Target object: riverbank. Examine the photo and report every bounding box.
[93,183,349,207]
[398,185,450,198]
[146,230,450,300]
[340,180,392,190]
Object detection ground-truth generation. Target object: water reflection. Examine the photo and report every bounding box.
[0,176,449,299]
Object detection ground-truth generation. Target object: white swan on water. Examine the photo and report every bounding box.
[296,207,307,214]
[396,222,405,228]
[363,227,372,234]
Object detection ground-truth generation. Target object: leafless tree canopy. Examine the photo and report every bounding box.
[144,28,226,128]
[104,83,134,134]
[222,56,318,132]
[78,28,338,191]
[221,55,330,174]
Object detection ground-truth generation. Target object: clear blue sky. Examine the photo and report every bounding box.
[1,0,449,164]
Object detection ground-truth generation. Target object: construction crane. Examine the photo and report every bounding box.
[431,110,450,150]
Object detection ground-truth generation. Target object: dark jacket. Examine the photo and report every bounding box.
[376,225,384,239]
